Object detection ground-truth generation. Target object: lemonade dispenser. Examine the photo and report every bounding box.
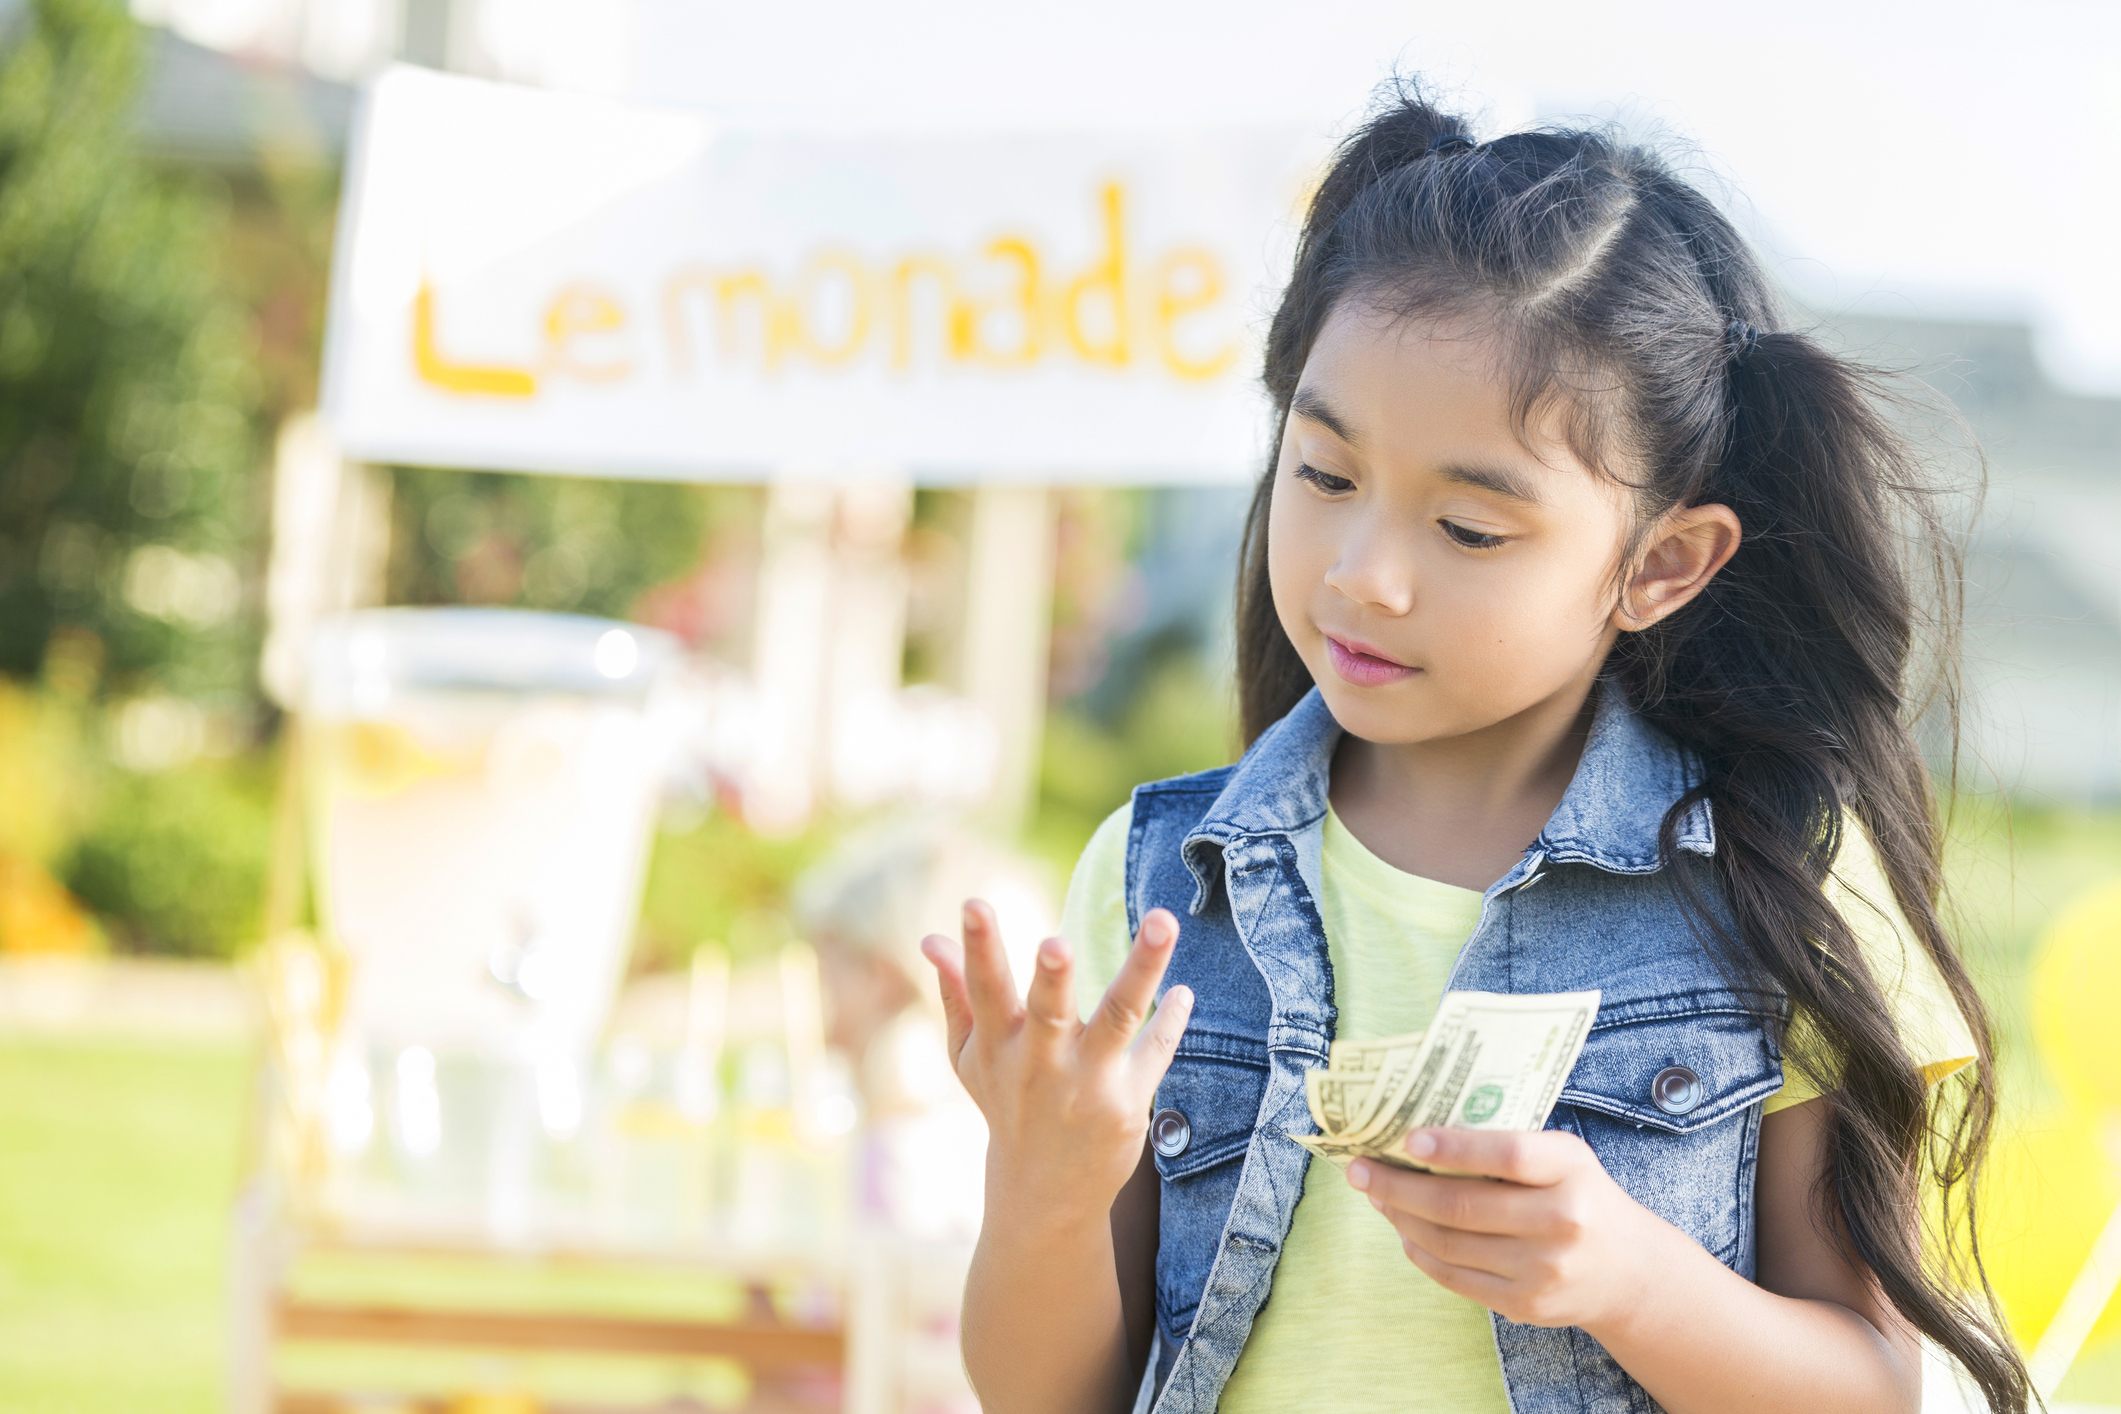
[302,608,680,1228]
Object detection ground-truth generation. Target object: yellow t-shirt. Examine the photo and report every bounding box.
[1059,801,1976,1411]
[1773,824,1978,1106]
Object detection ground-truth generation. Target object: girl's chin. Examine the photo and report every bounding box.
[1311,670,1506,748]
[1313,675,1431,736]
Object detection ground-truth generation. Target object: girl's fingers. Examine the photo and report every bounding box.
[1350,1162,1540,1237]
[919,933,976,1065]
[957,898,1024,1033]
[1398,1237,1517,1309]
[1401,1128,1585,1188]
[1083,908,1181,1059]
[1128,984,1193,1083]
[1022,935,1081,1050]
[1375,1207,1523,1280]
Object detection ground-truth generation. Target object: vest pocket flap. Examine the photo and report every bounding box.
[1559,998,1782,1134]
[1150,1032,1270,1181]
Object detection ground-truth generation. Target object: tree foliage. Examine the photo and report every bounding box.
[385,464,721,621]
[0,0,261,701]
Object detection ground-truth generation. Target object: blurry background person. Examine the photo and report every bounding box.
[795,817,1055,1242]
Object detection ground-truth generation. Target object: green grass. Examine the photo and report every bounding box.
[0,1038,250,1413]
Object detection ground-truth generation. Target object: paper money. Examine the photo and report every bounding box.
[1291,990,1598,1172]
[1329,1029,1424,1072]
[1314,1029,1423,1134]
[1306,1069,1378,1134]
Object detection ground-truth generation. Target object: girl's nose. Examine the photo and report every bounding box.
[1322,525,1417,616]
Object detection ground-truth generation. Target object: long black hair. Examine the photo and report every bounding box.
[1237,84,2025,1411]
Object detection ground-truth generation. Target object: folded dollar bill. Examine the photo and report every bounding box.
[1291,990,1599,1172]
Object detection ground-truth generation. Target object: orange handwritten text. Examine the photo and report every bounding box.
[412,180,1239,398]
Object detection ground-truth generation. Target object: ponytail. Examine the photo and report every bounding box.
[1243,82,2029,1412]
[1615,332,2020,1410]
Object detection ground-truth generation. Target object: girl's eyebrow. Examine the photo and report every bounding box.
[1291,387,1360,446]
[1438,462,1545,506]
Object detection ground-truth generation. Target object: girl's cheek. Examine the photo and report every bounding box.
[1264,550,1317,661]
[1266,507,1334,637]
[1433,576,1584,686]
[1428,574,1516,647]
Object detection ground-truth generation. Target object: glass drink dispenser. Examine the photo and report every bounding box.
[302,608,680,1237]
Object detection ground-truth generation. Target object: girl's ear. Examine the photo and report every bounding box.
[1614,502,1742,631]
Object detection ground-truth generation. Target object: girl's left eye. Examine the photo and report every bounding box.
[1440,520,1507,549]
[1293,463,1355,494]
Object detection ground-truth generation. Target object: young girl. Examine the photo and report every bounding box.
[920,89,2029,1414]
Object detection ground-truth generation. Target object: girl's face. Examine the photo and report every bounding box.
[1269,304,1673,748]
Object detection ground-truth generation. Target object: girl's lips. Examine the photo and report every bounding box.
[1325,635,1418,687]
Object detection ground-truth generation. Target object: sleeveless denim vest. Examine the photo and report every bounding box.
[1124,687,1788,1414]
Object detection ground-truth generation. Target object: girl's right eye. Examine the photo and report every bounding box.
[1293,463,1355,494]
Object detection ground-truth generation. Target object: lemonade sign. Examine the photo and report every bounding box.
[324,66,1317,483]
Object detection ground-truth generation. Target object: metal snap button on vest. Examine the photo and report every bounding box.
[1151,1107,1192,1158]
[1651,1065,1703,1116]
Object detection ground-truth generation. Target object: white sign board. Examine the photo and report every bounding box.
[323,67,1320,484]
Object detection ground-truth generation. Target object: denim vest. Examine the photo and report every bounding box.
[1125,687,1787,1414]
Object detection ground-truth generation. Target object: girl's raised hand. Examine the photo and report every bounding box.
[921,900,1194,1230]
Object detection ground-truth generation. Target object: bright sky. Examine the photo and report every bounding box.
[626,0,2121,396]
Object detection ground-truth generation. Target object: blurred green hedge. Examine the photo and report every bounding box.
[61,759,271,958]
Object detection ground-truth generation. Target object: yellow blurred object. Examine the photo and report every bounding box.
[1981,873,2121,1374]
[0,853,101,955]
[692,1355,755,1410]
[1978,1110,2121,1350]
[2031,876,2121,1119]
[446,1391,541,1414]
[324,719,457,798]
[248,931,346,1204]
[0,680,89,866]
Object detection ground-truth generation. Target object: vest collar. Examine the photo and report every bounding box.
[1539,685,1715,874]
[1184,681,1715,895]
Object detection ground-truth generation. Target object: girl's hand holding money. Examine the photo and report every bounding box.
[1347,1127,1666,1333]
[1349,1117,1922,1414]
[921,901,1192,1414]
